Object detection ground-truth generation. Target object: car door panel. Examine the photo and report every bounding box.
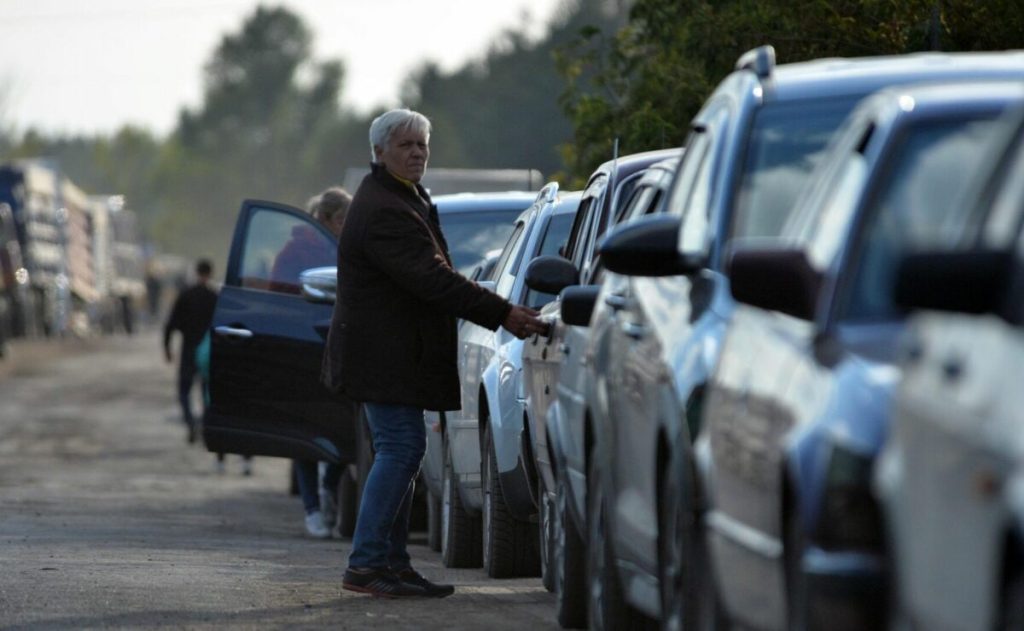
[205,199,357,464]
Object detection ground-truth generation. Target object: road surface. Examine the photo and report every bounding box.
[0,328,558,629]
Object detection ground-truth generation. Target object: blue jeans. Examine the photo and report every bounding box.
[177,345,203,425]
[348,403,425,570]
[294,460,343,515]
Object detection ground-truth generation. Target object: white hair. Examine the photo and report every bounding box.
[368,109,431,162]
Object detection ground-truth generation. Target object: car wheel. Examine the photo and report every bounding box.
[695,521,729,631]
[482,423,540,578]
[658,456,699,631]
[441,430,482,568]
[587,456,652,631]
[540,486,557,592]
[785,505,809,631]
[427,488,442,552]
[999,563,1024,631]
[336,465,358,538]
[555,466,587,629]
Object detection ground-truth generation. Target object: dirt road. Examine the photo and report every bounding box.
[0,328,557,629]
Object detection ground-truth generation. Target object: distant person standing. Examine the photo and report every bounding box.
[163,259,218,443]
[284,187,352,538]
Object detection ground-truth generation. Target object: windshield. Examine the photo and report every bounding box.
[437,209,522,276]
[732,97,860,239]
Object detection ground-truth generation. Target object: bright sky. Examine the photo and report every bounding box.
[0,0,566,137]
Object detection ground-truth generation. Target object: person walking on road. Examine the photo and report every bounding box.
[321,108,546,598]
[163,258,218,444]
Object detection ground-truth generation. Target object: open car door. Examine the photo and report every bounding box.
[204,199,357,464]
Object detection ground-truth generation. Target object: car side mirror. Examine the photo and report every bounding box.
[727,243,821,320]
[599,214,702,277]
[894,249,1010,316]
[525,255,579,295]
[560,285,601,327]
[300,266,337,304]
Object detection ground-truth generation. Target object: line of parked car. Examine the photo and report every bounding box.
[201,44,1024,631]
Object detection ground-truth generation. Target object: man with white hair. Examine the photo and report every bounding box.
[322,108,545,598]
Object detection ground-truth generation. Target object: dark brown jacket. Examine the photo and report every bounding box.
[321,164,511,411]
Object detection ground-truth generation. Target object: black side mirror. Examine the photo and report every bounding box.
[560,285,601,327]
[895,249,1010,315]
[525,255,579,295]
[599,214,702,277]
[727,244,821,320]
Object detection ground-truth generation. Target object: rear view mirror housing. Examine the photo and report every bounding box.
[560,285,601,327]
[300,266,337,304]
[728,244,821,320]
[599,214,702,277]
[525,255,579,296]
[895,249,1010,317]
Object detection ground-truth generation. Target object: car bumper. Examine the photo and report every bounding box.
[802,545,887,631]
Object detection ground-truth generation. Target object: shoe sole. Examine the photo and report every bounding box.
[341,582,427,599]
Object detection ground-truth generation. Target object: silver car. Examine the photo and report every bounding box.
[432,184,581,570]
[877,108,1024,631]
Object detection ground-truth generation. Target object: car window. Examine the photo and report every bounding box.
[491,222,525,298]
[615,182,652,224]
[732,96,861,241]
[437,209,521,276]
[524,212,576,308]
[800,124,876,269]
[671,106,728,254]
[839,116,1002,321]
[566,173,607,267]
[240,207,335,294]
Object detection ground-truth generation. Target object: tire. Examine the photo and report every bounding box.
[1000,563,1024,631]
[658,458,699,631]
[540,487,557,592]
[482,423,540,578]
[785,507,809,631]
[555,467,587,629]
[587,456,652,631]
[427,489,442,552]
[695,522,729,631]
[338,407,375,537]
[441,431,482,568]
[336,466,359,538]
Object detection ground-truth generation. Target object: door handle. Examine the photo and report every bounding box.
[214,325,254,339]
[621,322,646,339]
[604,294,630,310]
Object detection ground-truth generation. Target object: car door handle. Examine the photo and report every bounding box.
[621,322,646,339]
[214,325,254,339]
[604,294,630,310]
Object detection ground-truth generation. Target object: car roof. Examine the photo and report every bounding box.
[433,190,537,213]
[766,51,1024,103]
[592,147,683,182]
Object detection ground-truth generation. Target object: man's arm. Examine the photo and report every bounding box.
[364,206,545,338]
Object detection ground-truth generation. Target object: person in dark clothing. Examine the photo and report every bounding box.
[163,259,218,443]
[322,109,545,599]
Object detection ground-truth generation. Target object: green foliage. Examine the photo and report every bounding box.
[557,0,1024,181]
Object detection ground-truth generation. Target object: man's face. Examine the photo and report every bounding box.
[375,125,429,183]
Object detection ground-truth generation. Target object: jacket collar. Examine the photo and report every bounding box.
[370,162,432,210]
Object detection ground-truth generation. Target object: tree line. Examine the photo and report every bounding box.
[0,0,1020,262]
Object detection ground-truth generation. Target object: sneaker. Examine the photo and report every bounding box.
[319,486,338,531]
[395,567,455,598]
[342,567,427,598]
[304,510,331,539]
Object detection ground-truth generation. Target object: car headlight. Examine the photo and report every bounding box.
[814,444,884,553]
